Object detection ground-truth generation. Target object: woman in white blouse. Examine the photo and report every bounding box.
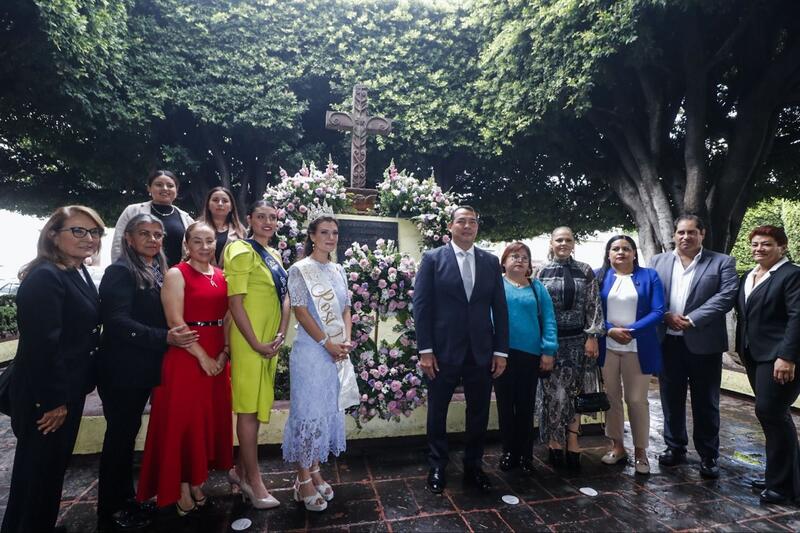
[595,235,665,475]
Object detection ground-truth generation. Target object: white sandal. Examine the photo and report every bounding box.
[309,467,334,501]
[293,477,327,512]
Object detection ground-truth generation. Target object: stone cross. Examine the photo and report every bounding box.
[325,84,393,189]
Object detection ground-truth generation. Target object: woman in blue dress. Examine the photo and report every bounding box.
[283,214,352,512]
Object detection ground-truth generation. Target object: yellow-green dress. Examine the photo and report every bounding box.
[223,240,282,422]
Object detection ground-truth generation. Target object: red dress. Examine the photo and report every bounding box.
[137,262,233,507]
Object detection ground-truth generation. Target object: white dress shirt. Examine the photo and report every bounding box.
[744,257,789,303]
[666,249,702,336]
[606,273,639,352]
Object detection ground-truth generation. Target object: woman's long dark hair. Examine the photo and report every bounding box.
[200,186,246,238]
[120,214,168,289]
[597,234,640,283]
[303,216,338,258]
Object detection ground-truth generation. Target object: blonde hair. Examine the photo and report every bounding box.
[547,226,575,260]
[19,205,106,279]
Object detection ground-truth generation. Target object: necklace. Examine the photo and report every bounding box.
[505,276,527,288]
[202,269,218,287]
[151,203,176,216]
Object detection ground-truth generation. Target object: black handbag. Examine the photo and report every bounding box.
[0,360,14,416]
[574,367,610,414]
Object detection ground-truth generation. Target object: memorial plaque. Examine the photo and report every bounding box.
[336,219,399,262]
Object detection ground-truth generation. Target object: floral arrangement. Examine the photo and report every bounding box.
[341,238,425,424]
[262,160,349,266]
[376,161,465,249]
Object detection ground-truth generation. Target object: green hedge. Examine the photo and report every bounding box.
[731,198,796,275]
[0,294,17,339]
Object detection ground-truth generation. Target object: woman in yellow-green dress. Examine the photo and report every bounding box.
[224,200,289,509]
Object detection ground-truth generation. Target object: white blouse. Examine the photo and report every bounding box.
[606,273,639,353]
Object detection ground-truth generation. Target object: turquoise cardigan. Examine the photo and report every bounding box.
[503,278,559,356]
[596,266,665,374]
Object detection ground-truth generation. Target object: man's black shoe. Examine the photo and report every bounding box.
[760,489,789,505]
[750,476,767,490]
[520,458,536,475]
[657,448,686,467]
[427,468,446,494]
[699,457,720,479]
[499,452,518,472]
[463,468,492,493]
[111,508,152,531]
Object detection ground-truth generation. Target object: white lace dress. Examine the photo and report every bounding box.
[281,259,350,467]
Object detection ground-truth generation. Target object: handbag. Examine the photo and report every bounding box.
[0,361,14,416]
[337,358,361,411]
[574,367,610,414]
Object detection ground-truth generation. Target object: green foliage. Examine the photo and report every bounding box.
[782,201,800,262]
[0,295,18,339]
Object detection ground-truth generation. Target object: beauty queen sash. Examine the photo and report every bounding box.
[295,257,360,411]
[246,239,288,302]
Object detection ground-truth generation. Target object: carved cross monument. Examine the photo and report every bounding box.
[325,84,393,189]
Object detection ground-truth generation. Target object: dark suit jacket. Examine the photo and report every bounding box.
[650,249,738,354]
[10,261,101,413]
[97,261,169,389]
[412,243,509,366]
[735,261,800,364]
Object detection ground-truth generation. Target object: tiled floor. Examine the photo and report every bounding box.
[1,385,799,532]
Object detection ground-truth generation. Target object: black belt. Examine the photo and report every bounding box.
[186,320,224,327]
[558,327,585,338]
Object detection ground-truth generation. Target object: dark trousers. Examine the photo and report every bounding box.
[743,349,800,497]
[426,353,493,470]
[494,349,540,460]
[1,397,86,533]
[97,386,152,518]
[659,335,722,459]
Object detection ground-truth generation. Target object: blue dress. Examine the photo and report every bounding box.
[282,259,350,467]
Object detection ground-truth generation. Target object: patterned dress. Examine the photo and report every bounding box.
[282,259,350,468]
[536,257,604,446]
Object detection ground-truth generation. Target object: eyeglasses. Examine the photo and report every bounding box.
[135,230,165,241]
[509,254,530,263]
[60,227,104,239]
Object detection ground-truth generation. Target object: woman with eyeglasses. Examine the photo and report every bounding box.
[495,242,558,474]
[136,222,233,515]
[535,227,604,469]
[95,214,199,530]
[111,170,194,267]
[2,206,105,533]
[199,186,246,267]
[596,235,664,475]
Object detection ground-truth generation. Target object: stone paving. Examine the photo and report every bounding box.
[1,384,799,532]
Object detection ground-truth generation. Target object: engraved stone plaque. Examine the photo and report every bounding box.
[336,219,399,262]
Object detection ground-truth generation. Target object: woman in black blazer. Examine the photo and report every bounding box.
[2,206,105,533]
[736,225,800,505]
[96,214,197,529]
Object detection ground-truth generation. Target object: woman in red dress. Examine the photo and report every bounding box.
[137,221,233,514]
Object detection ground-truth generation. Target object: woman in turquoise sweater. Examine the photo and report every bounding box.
[494,242,558,474]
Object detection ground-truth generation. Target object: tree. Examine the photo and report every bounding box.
[473,0,800,258]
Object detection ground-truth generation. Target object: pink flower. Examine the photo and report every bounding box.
[387,401,397,411]
[370,369,380,378]
[359,259,370,268]
[378,364,389,376]
[373,381,383,391]
[442,235,451,244]
[407,290,414,297]
[345,248,354,257]
[406,389,417,400]
[378,279,387,289]
[351,314,360,324]
[278,241,287,249]
[397,301,407,309]
[376,238,385,246]
[389,349,400,358]
[349,272,359,281]
[387,289,396,297]
[287,203,295,211]
[390,380,402,392]
[360,372,369,381]
[378,393,385,400]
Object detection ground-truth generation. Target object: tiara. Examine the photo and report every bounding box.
[306,200,335,225]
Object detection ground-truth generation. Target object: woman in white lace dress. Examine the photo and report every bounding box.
[282,215,352,512]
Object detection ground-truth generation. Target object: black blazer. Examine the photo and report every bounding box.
[97,260,168,389]
[412,243,509,366]
[10,261,101,413]
[736,261,800,364]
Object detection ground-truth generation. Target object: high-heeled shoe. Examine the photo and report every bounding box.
[227,468,242,493]
[293,476,327,512]
[175,500,196,517]
[309,467,334,501]
[240,480,280,510]
[548,447,564,467]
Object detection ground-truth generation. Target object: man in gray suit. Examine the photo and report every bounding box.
[649,215,738,478]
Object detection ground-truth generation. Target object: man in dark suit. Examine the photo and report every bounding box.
[413,206,509,494]
[649,215,738,478]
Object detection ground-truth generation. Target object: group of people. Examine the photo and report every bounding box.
[413,208,800,510]
[2,172,349,533]
[1,169,798,533]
